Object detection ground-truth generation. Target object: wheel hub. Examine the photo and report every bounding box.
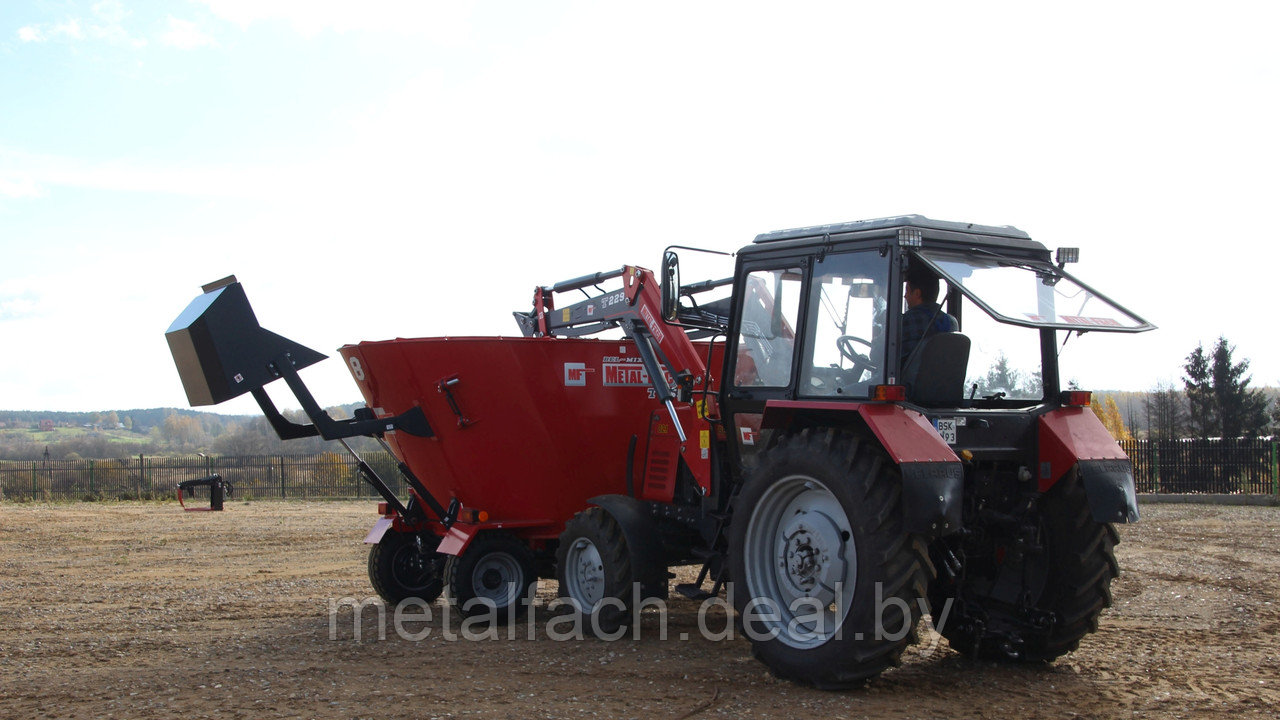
[779,513,846,606]
[471,552,522,605]
[744,475,858,649]
[565,538,605,608]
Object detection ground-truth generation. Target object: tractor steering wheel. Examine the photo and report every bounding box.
[836,335,877,378]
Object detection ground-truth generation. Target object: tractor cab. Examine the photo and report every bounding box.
[673,216,1154,468]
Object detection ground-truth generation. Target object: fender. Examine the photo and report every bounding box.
[1039,407,1139,523]
[587,494,669,600]
[761,401,962,536]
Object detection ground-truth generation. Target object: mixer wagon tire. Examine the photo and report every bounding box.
[446,532,537,621]
[368,531,446,606]
[727,428,934,689]
[931,470,1120,662]
[555,507,635,635]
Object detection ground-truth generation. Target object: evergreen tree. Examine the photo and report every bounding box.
[1182,337,1269,439]
[1183,343,1214,439]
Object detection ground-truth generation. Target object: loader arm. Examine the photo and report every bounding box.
[514,266,713,441]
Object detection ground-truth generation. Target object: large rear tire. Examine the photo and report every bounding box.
[446,532,537,621]
[931,469,1120,661]
[727,429,934,689]
[368,530,446,606]
[555,507,636,634]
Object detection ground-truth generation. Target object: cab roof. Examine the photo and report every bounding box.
[749,214,1045,256]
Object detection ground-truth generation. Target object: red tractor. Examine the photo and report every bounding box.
[167,215,1153,688]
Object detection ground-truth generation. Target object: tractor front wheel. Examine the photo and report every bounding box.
[446,532,537,621]
[728,429,934,689]
[555,507,636,634]
[368,530,446,606]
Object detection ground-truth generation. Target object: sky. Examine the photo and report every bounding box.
[1,0,1278,415]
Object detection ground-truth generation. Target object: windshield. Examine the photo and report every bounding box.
[914,249,1152,332]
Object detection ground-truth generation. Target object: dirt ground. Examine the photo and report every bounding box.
[1,501,1277,720]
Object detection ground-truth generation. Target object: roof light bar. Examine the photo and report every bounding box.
[898,228,923,247]
[1055,247,1080,266]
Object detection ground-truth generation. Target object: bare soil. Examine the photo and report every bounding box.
[1,501,1277,719]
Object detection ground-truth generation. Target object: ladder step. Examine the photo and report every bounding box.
[674,583,714,601]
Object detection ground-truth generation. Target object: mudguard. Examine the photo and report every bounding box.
[1039,408,1139,523]
[1078,460,1140,524]
[761,401,963,536]
[363,516,394,545]
[587,494,669,600]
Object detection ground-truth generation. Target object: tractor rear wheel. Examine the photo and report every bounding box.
[446,532,537,621]
[931,469,1120,662]
[728,429,934,689]
[555,507,636,634]
[368,530,446,606]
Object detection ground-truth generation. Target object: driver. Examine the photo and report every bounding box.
[901,264,958,362]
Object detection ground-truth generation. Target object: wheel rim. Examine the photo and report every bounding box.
[743,474,856,649]
[391,543,436,591]
[563,537,605,608]
[470,551,524,608]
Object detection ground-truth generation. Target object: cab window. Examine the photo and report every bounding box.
[733,267,802,388]
[800,251,889,396]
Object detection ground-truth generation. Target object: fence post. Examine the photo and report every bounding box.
[1272,441,1278,498]
[280,455,286,499]
[31,461,37,500]
[89,459,94,496]
[1152,442,1161,494]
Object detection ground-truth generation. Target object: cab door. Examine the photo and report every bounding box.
[721,262,807,470]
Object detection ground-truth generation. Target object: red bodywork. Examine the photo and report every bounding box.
[1037,407,1129,492]
[761,400,960,464]
[340,337,721,552]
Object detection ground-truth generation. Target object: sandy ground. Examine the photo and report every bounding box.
[1,500,1277,720]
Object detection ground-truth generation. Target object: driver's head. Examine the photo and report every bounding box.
[905,264,941,307]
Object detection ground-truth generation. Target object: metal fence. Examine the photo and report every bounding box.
[2,440,1277,503]
[0,451,409,503]
[1122,438,1279,494]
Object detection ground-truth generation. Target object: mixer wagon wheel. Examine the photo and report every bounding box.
[727,428,934,689]
[930,469,1120,662]
[555,507,635,635]
[368,530,446,606]
[446,532,537,621]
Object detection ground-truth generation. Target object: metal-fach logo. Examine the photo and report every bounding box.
[564,363,587,387]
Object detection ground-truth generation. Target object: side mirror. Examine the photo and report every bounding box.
[661,250,681,322]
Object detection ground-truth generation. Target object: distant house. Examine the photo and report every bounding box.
[39,420,54,431]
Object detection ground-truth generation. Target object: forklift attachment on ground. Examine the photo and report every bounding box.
[177,474,231,512]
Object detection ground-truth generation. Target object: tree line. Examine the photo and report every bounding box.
[1102,336,1279,441]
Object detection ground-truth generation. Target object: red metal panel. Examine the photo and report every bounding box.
[437,521,480,556]
[857,404,960,464]
[1037,407,1128,492]
[761,401,958,464]
[363,517,393,545]
[340,337,696,540]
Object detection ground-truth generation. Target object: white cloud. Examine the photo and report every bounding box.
[161,17,218,50]
[17,26,45,42]
[0,174,46,199]
[197,0,475,42]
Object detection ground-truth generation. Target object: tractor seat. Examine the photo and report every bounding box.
[902,333,971,406]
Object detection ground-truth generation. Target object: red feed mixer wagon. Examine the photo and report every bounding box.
[166,215,1154,688]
